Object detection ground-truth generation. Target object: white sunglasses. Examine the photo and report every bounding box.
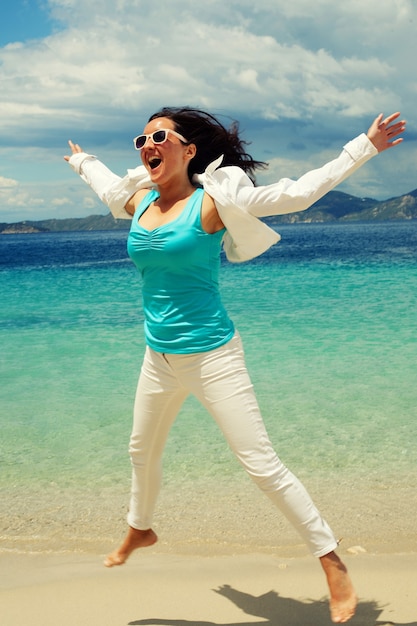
[133,128,187,150]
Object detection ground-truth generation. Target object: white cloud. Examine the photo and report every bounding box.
[0,4,408,129]
[0,176,18,188]
[0,0,415,222]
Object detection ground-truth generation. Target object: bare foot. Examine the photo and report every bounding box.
[104,527,158,567]
[320,551,357,623]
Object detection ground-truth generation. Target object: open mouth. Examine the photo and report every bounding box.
[148,156,162,170]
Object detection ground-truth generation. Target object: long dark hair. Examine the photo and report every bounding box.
[148,106,267,183]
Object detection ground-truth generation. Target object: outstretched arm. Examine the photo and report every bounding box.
[232,111,406,218]
[64,140,152,218]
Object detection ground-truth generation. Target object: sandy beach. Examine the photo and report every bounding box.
[2,478,417,626]
[2,549,416,626]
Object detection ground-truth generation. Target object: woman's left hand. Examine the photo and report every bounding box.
[64,140,84,162]
[367,112,406,152]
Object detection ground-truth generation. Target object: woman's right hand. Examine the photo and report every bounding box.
[64,140,84,162]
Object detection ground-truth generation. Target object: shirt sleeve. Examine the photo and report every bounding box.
[68,153,152,220]
[234,133,378,218]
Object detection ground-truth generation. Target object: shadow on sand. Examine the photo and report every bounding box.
[129,583,417,626]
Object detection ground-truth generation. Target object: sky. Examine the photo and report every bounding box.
[0,0,416,222]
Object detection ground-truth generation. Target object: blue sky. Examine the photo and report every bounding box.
[0,1,60,46]
[0,0,416,222]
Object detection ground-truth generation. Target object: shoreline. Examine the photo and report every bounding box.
[2,474,416,559]
[2,451,416,625]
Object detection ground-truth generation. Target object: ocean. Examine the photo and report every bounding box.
[1,221,416,557]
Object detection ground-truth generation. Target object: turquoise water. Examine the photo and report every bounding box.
[1,222,416,555]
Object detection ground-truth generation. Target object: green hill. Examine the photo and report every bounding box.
[1,189,416,234]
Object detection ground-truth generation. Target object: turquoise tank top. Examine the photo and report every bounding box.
[127,187,235,354]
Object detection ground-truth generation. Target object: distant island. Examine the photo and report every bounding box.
[1,188,417,234]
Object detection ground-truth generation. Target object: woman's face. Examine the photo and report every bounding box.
[139,116,195,185]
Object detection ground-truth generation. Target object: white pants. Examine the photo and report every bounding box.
[128,332,337,558]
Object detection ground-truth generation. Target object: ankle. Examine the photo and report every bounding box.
[320,551,346,573]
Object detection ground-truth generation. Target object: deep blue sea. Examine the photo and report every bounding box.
[1,222,416,556]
